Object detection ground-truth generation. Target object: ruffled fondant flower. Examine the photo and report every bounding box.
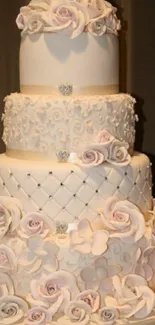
[44,0,89,38]
[0,245,17,272]
[99,197,145,243]
[80,149,108,167]
[75,290,100,313]
[27,271,79,314]
[81,256,121,300]
[0,197,22,239]
[99,307,119,325]
[70,219,109,255]
[105,275,155,319]
[18,235,59,273]
[107,139,131,166]
[64,300,91,325]
[18,212,56,238]
[0,273,14,297]
[22,12,46,36]
[135,247,155,283]
[26,307,51,325]
[0,295,28,324]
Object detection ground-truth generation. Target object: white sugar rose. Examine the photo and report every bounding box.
[16,6,32,30]
[80,149,107,167]
[26,307,51,325]
[28,271,79,314]
[108,139,131,166]
[75,290,100,313]
[99,197,145,244]
[0,295,28,325]
[97,130,114,145]
[0,197,22,239]
[70,219,109,255]
[99,307,119,325]
[65,300,91,325]
[22,13,46,36]
[44,0,89,38]
[88,17,107,36]
[105,275,155,319]
[18,212,56,238]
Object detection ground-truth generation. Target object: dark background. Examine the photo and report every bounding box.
[0,0,155,193]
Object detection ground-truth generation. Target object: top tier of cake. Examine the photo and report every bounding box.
[17,0,120,96]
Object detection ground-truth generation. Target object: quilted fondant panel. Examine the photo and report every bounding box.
[0,153,152,222]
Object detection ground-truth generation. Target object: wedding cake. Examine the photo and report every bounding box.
[0,0,155,324]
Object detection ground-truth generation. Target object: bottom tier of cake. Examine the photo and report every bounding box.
[0,152,152,223]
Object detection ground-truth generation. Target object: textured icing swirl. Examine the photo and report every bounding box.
[16,0,120,38]
[2,93,136,160]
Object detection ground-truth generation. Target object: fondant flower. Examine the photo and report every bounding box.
[80,149,107,167]
[99,307,119,325]
[26,307,51,325]
[99,197,145,243]
[0,245,17,272]
[70,219,109,255]
[22,12,46,36]
[75,290,100,313]
[44,0,89,38]
[18,235,59,273]
[0,196,22,239]
[88,17,107,36]
[108,139,131,166]
[105,12,121,35]
[28,271,79,314]
[97,130,115,145]
[18,212,56,238]
[0,273,14,297]
[105,275,155,319]
[81,256,121,300]
[0,295,28,324]
[29,0,50,11]
[16,6,32,30]
[135,247,155,283]
[65,300,91,325]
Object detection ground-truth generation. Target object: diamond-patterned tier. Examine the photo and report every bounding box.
[0,153,152,222]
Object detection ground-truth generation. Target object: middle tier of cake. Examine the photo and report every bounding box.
[0,153,152,222]
[3,93,136,160]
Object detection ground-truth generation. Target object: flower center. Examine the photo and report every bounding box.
[2,306,17,316]
[59,7,71,18]
[0,252,8,264]
[95,22,102,30]
[29,220,40,228]
[31,312,43,321]
[113,211,129,222]
[116,148,123,159]
[46,283,57,295]
[102,310,114,320]
[73,308,81,317]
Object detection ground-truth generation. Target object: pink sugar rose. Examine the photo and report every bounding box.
[18,212,56,238]
[28,271,79,315]
[80,148,108,167]
[26,307,51,325]
[99,196,145,243]
[44,0,89,38]
[75,290,100,313]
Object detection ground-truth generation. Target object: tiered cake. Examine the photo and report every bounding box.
[0,1,155,324]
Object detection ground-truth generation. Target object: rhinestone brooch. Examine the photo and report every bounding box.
[56,221,68,234]
[58,83,73,96]
[56,150,69,163]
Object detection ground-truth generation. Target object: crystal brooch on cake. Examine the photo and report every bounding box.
[58,83,73,96]
[56,150,69,163]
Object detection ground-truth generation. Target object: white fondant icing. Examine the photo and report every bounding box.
[3,93,136,159]
[19,33,119,95]
[0,153,152,221]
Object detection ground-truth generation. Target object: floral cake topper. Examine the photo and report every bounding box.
[16,0,120,38]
